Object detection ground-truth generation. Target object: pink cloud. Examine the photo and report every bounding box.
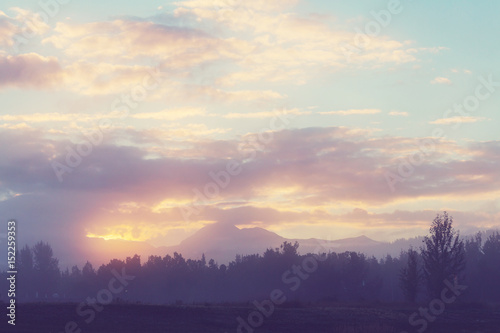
[0,53,62,89]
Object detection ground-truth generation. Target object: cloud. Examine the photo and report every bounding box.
[173,0,429,86]
[0,53,284,101]
[319,109,381,116]
[0,112,81,123]
[451,68,472,74]
[0,54,168,95]
[192,86,286,102]
[2,126,500,256]
[389,111,409,117]
[0,11,18,47]
[6,125,498,213]
[0,5,435,97]
[43,19,235,65]
[429,116,486,125]
[0,8,50,48]
[0,53,62,89]
[131,108,207,120]
[174,0,299,13]
[224,109,309,119]
[0,109,207,124]
[0,122,31,130]
[60,62,166,95]
[431,76,452,85]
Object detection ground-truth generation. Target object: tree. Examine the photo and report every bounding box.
[18,245,35,299]
[82,261,96,278]
[464,233,484,301]
[340,252,367,300]
[32,241,60,298]
[126,254,141,276]
[280,241,299,257]
[18,245,34,272]
[208,259,218,270]
[71,265,81,277]
[201,253,207,268]
[481,232,500,301]
[400,247,420,303]
[421,212,465,298]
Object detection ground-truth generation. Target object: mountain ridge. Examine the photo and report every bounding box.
[161,223,387,264]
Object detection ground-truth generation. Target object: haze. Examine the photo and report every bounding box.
[1,0,500,268]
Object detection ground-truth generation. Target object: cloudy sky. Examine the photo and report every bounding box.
[1,0,499,258]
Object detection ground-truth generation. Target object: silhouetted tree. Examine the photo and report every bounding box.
[82,261,96,278]
[421,212,465,298]
[464,233,484,301]
[18,245,34,271]
[481,232,500,301]
[281,241,299,257]
[18,245,35,299]
[126,254,141,275]
[400,247,420,303]
[208,259,218,270]
[340,252,367,300]
[32,241,60,298]
[201,253,207,268]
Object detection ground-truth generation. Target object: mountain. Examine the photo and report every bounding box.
[291,235,386,256]
[162,223,286,264]
[162,222,391,264]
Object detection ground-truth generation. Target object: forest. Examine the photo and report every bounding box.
[2,212,499,306]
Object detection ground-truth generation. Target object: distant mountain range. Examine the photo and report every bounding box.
[158,222,424,264]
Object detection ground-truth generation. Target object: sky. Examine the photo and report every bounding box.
[1,0,499,260]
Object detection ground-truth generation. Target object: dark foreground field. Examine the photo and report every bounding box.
[1,302,499,333]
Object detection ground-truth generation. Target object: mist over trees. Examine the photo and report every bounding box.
[1,213,499,305]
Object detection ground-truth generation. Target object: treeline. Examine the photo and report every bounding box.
[1,212,500,305]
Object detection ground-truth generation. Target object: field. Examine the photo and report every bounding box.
[1,302,499,333]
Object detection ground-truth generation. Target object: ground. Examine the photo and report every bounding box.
[1,302,499,332]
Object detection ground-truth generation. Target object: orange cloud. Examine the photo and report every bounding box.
[389,111,409,116]
[431,76,452,85]
[429,116,486,125]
